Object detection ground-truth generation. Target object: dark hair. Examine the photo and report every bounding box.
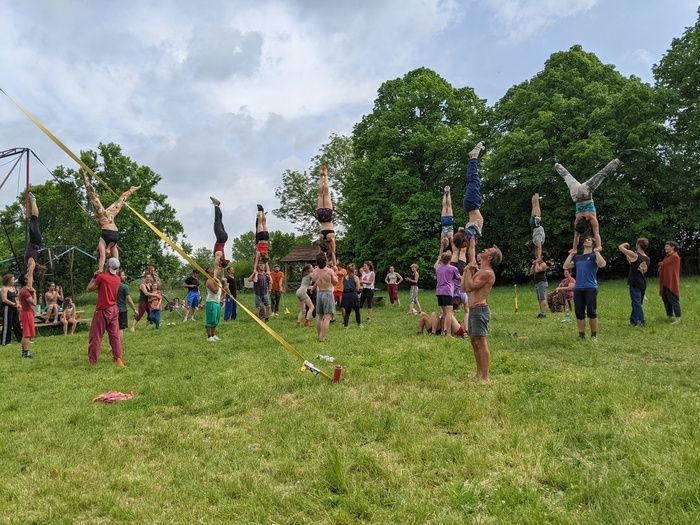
[490,246,503,268]
[18,275,28,287]
[260,255,268,264]
[636,237,649,251]
[316,252,327,269]
[665,240,678,251]
[346,263,356,277]
[301,264,312,276]
[452,231,466,249]
[318,238,329,253]
[440,252,451,265]
[364,260,374,272]
[574,217,591,234]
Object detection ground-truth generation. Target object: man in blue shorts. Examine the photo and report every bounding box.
[183,270,200,321]
[563,237,607,340]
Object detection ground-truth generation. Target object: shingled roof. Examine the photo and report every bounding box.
[280,244,320,263]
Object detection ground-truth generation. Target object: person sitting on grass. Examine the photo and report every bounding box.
[316,165,337,267]
[147,282,163,329]
[78,168,140,272]
[462,142,486,266]
[253,204,270,273]
[529,192,545,260]
[552,268,576,323]
[549,150,634,250]
[205,266,222,342]
[60,297,78,335]
[385,266,403,306]
[44,283,63,324]
[417,311,466,337]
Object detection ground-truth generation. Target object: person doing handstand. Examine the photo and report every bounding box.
[316,165,337,267]
[209,197,229,268]
[253,204,270,272]
[79,169,140,271]
[529,193,545,260]
[462,142,486,266]
[24,192,45,287]
[550,151,634,250]
[441,185,455,245]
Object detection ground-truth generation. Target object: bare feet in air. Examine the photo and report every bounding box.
[469,142,485,159]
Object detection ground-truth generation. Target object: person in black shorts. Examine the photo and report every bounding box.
[24,192,45,288]
[254,204,270,272]
[209,197,229,268]
[316,165,337,266]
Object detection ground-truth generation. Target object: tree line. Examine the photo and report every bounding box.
[275,14,700,280]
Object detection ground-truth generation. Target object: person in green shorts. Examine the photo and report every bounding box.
[205,267,222,342]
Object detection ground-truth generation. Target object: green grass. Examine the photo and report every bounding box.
[1,278,698,523]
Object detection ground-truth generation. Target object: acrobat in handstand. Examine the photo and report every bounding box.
[24,192,45,288]
[210,196,229,268]
[462,142,485,265]
[253,204,270,272]
[550,150,634,250]
[529,193,545,260]
[316,165,337,267]
[79,169,139,271]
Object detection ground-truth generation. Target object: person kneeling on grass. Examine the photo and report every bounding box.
[86,257,125,368]
[205,267,222,342]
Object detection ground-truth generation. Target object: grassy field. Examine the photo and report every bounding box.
[0,277,698,523]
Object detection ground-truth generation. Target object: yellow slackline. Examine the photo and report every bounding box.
[514,284,519,313]
[1,87,331,381]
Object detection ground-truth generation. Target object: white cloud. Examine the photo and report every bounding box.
[626,48,655,68]
[484,0,599,43]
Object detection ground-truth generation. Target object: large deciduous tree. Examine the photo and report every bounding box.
[341,68,489,277]
[653,9,700,251]
[487,46,665,275]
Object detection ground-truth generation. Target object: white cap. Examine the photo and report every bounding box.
[108,258,121,274]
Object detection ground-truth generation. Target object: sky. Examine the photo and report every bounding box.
[0,0,697,253]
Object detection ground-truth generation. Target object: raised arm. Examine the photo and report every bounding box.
[617,242,638,263]
[593,247,607,268]
[563,249,577,270]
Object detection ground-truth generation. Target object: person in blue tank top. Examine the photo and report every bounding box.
[563,237,607,341]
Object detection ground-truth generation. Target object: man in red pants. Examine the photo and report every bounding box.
[86,257,125,367]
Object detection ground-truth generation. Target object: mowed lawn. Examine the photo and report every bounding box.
[0,277,698,524]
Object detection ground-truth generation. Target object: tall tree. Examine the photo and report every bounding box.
[653,9,700,251]
[341,68,489,276]
[274,134,353,235]
[487,46,665,275]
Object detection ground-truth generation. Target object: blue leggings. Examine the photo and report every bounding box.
[462,159,482,212]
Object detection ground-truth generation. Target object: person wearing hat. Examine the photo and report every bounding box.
[269,264,285,317]
[86,257,125,367]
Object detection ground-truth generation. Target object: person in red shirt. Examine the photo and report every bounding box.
[17,275,36,359]
[86,257,125,367]
[658,240,682,323]
[269,265,286,316]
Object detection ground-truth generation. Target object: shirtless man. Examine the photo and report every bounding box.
[79,168,140,271]
[461,245,502,384]
[44,283,63,324]
[310,252,337,342]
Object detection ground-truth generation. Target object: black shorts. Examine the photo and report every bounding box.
[24,242,39,264]
[437,294,452,307]
[450,260,466,275]
[573,288,598,320]
[119,310,128,330]
[255,230,269,242]
[101,229,120,245]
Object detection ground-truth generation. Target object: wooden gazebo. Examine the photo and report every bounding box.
[280,243,320,285]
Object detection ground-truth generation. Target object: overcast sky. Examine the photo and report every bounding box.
[1,0,697,252]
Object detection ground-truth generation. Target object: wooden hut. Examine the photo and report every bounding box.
[280,244,320,287]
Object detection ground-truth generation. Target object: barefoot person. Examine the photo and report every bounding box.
[210,197,229,268]
[78,169,140,271]
[340,264,362,328]
[311,253,337,342]
[86,257,125,367]
[658,240,681,324]
[183,270,200,322]
[205,266,222,342]
[405,263,421,315]
[1,274,22,346]
[552,268,576,323]
[359,261,375,322]
[24,192,45,286]
[316,165,337,267]
[253,204,270,272]
[529,193,545,260]
[117,270,136,339]
[434,251,461,337]
[296,265,315,327]
[618,238,651,327]
[131,273,154,331]
[550,151,634,250]
[563,237,607,340]
[385,266,403,306]
[462,142,486,265]
[441,185,455,245]
[461,246,502,384]
[528,256,548,318]
[60,297,78,335]
[44,283,63,324]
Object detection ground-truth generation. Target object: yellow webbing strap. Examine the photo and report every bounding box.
[1,87,331,381]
